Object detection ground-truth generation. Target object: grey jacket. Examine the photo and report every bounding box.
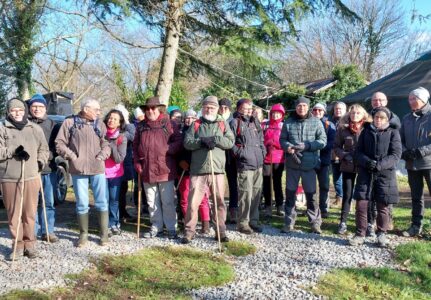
[279,111,326,171]
[230,115,266,171]
[400,103,431,170]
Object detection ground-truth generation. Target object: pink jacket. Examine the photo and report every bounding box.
[263,104,285,164]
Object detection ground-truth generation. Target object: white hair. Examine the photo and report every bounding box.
[80,98,100,110]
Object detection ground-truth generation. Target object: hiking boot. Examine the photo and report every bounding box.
[349,235,365,246]
[76,213,89,248]
[264,206,272,217]
[214,233,229,243]
[237,225,254,235]
[200,221,210,234]
[110,226,121,236]
[6,249,24,261]
[377,233,389,248]
[41,233,59,243]
[281,224,294,233]
[276,205,285,216]
[321,211,329,219]
[143,228,163,239]
[98,211,110,246]
[402,224,422,237]
[311,223,322,234]
[366,223,376,237]
[337,222,347,235]
[167,230,178,240]
[250,224,263,233]
[229,208,238,224]
[23,248,39,259]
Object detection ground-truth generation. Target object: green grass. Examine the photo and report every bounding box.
[312,242,431,299]
[0,290,49,300]
[223,240,257,256]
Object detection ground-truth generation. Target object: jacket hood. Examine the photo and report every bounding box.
[270,104,285,115]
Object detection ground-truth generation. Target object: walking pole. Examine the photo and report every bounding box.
[12,161,25,262]
[209,150,222,253]
[136,173,142,238]
[269,148,273,211]
[175,169,186,191]
[39,175,50,243]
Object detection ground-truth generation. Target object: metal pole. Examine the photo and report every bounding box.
[209,150,222,253]
[39,175,50,243]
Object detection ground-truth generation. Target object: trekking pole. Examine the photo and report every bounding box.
[209,150,222,253]
[175,169,186,191]
[270,148,274,211]
[39,174,50,243]
[12,161,25,262]
[137,173,142,238]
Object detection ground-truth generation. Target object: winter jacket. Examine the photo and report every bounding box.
[230,114,265,171]
[262,104,285,164]
[55,114,111,175]
[400,103,431,171]
[333,124,364,173]
[279,111,326,171]
[28,115,60,174]
[105,131,127,179]
[177,124,193,176]
[133,114,182,184]
[319,116,336,166]
[0,120,49,182]
[184,115,234,175]
[353,123,401,204]
[122,123,136,181]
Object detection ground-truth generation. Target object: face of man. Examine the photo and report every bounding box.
[84,103,101,121]
[312,107,325,119]
[371,92,388,109]
[144,106,161,121]
[408,95,426,111]
[296,103,309,117]
[239,103,253,117]
[184,116,196,126]
[202,104,218,121]
[30,103,46,119]
[334,103,346,118]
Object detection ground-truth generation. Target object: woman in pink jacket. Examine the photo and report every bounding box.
[262,104,286,216]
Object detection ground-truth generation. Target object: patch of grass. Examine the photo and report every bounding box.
[223,240,257,256]
[312,241,431,299]
[0,290,49,300]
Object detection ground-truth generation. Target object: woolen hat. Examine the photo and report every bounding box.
[202,95,219,107]
[372,106,391,119]
[295,96,310,107]
[133,107,144,118]
[410,87,430,103]
[236,98,252,109]
[219,98,232,109]
[28,93,47,107]
[185,109,197,118]
[7,98,26,111]
[312,102,327,112]
[143,96,166,107]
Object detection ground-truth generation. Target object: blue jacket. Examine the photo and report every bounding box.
[319,116,336,166]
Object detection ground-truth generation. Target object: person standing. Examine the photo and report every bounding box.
[262,103,285,217]
[0,98,49,259]
[349,107,401,247]
[312,102,336,218]
[334,105,370,235]
[279,96,326,234]
[56,98,111,247]
[400,87,431,237]
[182,96,234,244]
[133,96,182,239]
[231,98,266,234]
[28,93,60,242]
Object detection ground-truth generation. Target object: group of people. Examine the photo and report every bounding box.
[0,85,430,260]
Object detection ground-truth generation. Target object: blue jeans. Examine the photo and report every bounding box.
[331,162,343,198]
[35,172,57,235]
[107,177,122,228]
[72,174,108,215]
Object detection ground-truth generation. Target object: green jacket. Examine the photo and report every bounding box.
[184,116,234,175]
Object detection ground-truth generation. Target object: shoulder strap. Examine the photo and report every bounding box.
[217,120,226,133]
[194,119,202,133]
[236,118,241,136]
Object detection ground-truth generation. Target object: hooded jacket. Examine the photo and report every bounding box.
[262,104,285,164]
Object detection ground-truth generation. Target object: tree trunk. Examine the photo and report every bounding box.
[155,0,184,106]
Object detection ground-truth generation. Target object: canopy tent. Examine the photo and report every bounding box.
[342,51,431,119]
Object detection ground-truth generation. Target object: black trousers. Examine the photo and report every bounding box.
[407,169,431,226]
[263,163,284,207]
[340,172,357,223]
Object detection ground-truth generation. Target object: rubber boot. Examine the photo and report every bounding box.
[77,213,89,248]
[98,211,110,246]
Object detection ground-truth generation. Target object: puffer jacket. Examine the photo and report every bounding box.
[319,116,336,166]
[184,115,234,175]
[55,113,111,175]
[279,111,326,171]
[333,124,365,173]
[353,123,401,204]
[400,103,431,170]
[262,104,285,164]
[133,114,182,184]
[0,120,49,182]
[230,114,265,171]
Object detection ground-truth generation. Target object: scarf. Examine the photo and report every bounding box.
[349,120,364,134]
[106,128,120,139]
[7,114,28,130]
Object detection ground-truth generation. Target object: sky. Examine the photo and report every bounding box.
[401,0,431,30]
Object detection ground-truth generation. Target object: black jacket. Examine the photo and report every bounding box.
[353,123,401,204]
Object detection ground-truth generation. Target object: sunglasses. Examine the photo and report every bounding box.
[144,106,158,111]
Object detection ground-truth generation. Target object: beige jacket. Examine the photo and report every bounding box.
[0,120,49,182]
[55,115,110,175]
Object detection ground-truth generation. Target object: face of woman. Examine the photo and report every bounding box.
[9,108,25,122]
[373,111,388,128]
[349,109,364,122]
[107,112,121,129]
[271,111,282,120]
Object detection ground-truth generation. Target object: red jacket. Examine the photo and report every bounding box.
[262,104,285,164]
[133,114,182,183]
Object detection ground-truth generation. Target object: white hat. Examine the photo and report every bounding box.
[312,102,327,112]
[133,107,144,118]
[410,87,430,103]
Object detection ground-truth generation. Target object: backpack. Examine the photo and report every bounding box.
[67,115,102,138]
[193,119,226,134]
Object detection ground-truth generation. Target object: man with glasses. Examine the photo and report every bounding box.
[56,98,111,247]
[28,94,61,243]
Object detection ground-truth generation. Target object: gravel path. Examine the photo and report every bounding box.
[0,223,409,299]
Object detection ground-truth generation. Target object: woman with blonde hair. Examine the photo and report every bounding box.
[334,104,371,235]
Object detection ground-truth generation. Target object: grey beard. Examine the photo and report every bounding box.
[203,114,217,122]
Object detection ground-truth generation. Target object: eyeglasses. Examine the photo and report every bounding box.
[10,109,24,113]
[31,105,46,110]
[144,106,158,111]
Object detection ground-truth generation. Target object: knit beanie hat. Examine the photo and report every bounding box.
[28,93,47,107]
[7,98,26,111]
[219,98,232,109]
[372,106,391,119]
[312,102,327,112]
[295,96,310,107]
[185,109,197,118]
[410,87,430,103]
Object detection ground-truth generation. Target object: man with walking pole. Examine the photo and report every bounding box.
[181,96,234,245]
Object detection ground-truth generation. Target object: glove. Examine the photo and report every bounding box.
[401,150,416,161]
[15,145,30,161]
[291,152,301,164]
[414,148,423,159]
[37,161,44,172]
[200,136,216,150]
[134,163,143,175]
[292,142,310,152]
[366,160,377,171]
[179,160,190,171]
